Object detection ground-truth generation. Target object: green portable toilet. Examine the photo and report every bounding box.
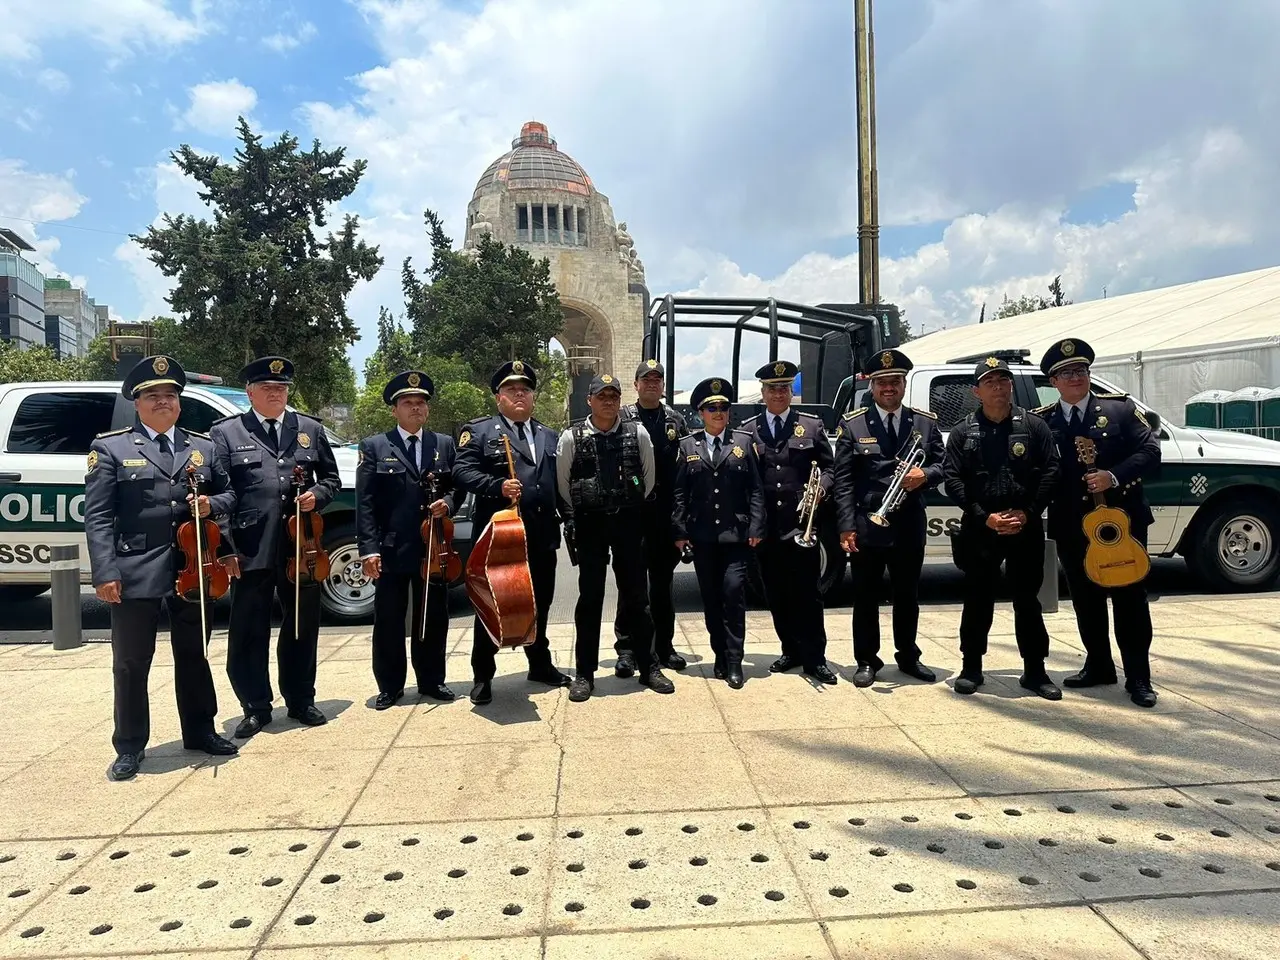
[1260,387,1280,439]
[1222,387,1269,429]
[1184,389,1231,428]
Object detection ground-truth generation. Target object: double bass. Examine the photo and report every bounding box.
[464,435,537,648]
[419,471,461,643]
[175,463,230,656]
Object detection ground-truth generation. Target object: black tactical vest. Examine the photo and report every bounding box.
[961,406,1034,508]
[569,420,645,512]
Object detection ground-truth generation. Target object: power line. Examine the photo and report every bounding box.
[0,213,136,239]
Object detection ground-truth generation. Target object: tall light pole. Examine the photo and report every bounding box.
[854,0,880,305]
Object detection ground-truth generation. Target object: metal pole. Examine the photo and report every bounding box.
[867,0,881,305]
[1039,538,1059,614]
[50,544,83,650]
[854,0,873,305]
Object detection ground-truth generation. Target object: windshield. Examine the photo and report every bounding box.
[204,386,350,444]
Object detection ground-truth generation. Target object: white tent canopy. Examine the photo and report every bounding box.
[905,266,1280,424]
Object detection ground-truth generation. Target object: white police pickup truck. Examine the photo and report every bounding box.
[0,378,474,621]
[831,350,1280,591]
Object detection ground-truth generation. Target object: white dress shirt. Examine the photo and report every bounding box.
[500,415,537,463]
[397,426,423,469]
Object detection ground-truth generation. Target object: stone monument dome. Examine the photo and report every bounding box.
[465,120,648,414]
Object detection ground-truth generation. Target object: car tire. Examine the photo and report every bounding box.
[0,584,50,603]
[1186,495,1280,591]
[318,523,377,623]
[818,530,846,600]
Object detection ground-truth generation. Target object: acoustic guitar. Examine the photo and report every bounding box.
[1074,437,1150,588]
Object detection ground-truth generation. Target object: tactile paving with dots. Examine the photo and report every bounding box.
[774,799,1075,918]
[264,820,555,946]
[1176,783,1280,848]
[0,831,325,956]
[545,812,806,932]
[0,839,111,930]
[973,788,1280,898]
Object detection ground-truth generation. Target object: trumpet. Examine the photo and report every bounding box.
[794,461,823,547]
[869,435,926,527]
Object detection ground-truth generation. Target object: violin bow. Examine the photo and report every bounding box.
[419,472,437,645]
[186,463,210,659]
[294,465,306,632]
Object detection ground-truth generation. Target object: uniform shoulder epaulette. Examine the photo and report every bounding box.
[740,413,760,425]
[464,415,491,426]
[1032,403,1055,416]
[185,429,211,439]
[912,408,939,420]
[841,407,868,421]
[95,427,131,438]
[211,414,239,425]
[1095,392,1129,400]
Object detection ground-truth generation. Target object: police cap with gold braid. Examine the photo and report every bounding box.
[1040,338,1096,377]
[690,376,735,409]
[864,349,913,380]
[122,355,185,399]
[241,356,294,385]
[755,359,798,384]
[491,359,537,393]
[383,370,434,404]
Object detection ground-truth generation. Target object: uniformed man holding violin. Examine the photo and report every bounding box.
[210,356,342,739]
[84,356,240,781]
[452,360,572,705]
[356,370,462,709]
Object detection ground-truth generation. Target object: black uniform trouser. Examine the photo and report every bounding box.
[613,502,679,660]
[1055,524,1153,684]
[757,536,828,668]
[957,524,1051,665]
[227,567,320,715]
[470,546,557,683]
[576,511,656,677]
[692,541,749,667]
[852,534,926,670]
[111,596,217,755]
[372,571,448,694]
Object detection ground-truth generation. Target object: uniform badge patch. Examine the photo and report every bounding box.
[881,351,894,368]
[153,356,169,375]
[985,356,1000,367]
[86,450,98,472]
[1012,442,1026,456]
[1097,415,1109,428]
[298,432,311,448]
[190,450,204,467]
[794,424,805,437]
[602,374,614,384]
[710,379,722,393]
[512,360,525,374]
[459,430,472,446]
[666,427,676,440]
[835,427,843,440]
[1062,340,1076,356]
[646,359,658,369]
[732,445,744,459]
[269,359,285,374]
[774,361,786,377]
[407,372,421,387]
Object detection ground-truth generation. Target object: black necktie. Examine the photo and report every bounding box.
[885,413,898,451]
[712,435,722,464]
[407,434,418,470]
[516,421,527,442]
[157,433,174,475]
[266,418,279,451]
[773,415,784,441]
[1069,406,1082,434]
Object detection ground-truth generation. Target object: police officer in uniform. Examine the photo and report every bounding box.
[356,370,462,710]
[942,357,1061,699]
[211,356,342,738]
[452,360,572,705]
[740,359,837,683]
[672,377,766,689]
[612,358,690,676]
[1036,339,1162,707]
[557,373,676,701]
[84,356,239,781]
[833,349,945,687]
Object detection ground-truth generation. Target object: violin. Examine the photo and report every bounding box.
[175,463,229,654]
[287,464,331,585]
[420,472,461,584]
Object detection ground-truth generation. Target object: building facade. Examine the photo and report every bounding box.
[1,230,47,353]
[44,279,102,358]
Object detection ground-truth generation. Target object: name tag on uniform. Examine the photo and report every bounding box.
[383,457,398,462]
[686,455,700,462]
[122,458,147,466]
[857,437,877,444]
[235,445,256,452]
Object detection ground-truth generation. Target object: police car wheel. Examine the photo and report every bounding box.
[817,533,846,599]
[1189,496,1280,591]
[318,524,377,623]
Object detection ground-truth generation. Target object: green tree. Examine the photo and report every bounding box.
[534,347,570,431]
[0,342,84,384]
[131,118,382,408]
[993,275,1073,319]
[402,210,564,378]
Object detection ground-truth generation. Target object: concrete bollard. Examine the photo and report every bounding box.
[51,544,84,650]
[1039,538,1059,614]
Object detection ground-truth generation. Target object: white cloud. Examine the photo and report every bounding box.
[0,0,209,63]
[181,79,257,136]
[35,68,70,93]
[263,20,317,52]
[0,160,87,279]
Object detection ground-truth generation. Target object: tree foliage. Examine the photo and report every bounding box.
[0,342,84,384]
[131,117,381,409]
[993,275,1074,320]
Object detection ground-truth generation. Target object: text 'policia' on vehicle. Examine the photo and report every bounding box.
[644,297,1280,594]
[0,373,475,622]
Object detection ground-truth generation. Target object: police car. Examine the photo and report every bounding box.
[0,377,474,620]
[830,349,1280,591]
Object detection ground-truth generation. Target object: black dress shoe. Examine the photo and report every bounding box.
[568,675,595,702]
[1020,674,1063,701]
[288,705,328,726]
[954,671,984,695]
[662,652,688,671]
[614,653,637,678]
[528,666,572,687]
[726,664,745,689]
[1127,680,1159,708]
[899,660,938,683]
[713,661,726,680]
[805,664,839,685]
[470,681,493,705]
[640,667,676,694]
[375,690,403,711]
[853,664,877,688]
[233,713,271,739]
[420,684,456,702]
[109,751,144,781]
[184,732,238,756]
[1062,667,1119,688]
[769,655,797,673]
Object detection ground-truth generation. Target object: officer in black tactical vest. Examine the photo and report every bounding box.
[833,349,945,687]
[557,373,675,701]
[452,360,572,705]
[356,370,463,710]
[210,356,342,739]
[739,359,837,683]
[612,358,690,676]
[672,377,766,689]
[1036,338,1162,708]
[942,357,1061,700]
[84,356,239,781]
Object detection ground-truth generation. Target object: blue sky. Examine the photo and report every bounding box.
[3,0,1279,386]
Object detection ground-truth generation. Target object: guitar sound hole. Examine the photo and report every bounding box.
[1097,523,1121,544]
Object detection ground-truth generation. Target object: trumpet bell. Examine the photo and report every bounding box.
[868,514,891,527]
